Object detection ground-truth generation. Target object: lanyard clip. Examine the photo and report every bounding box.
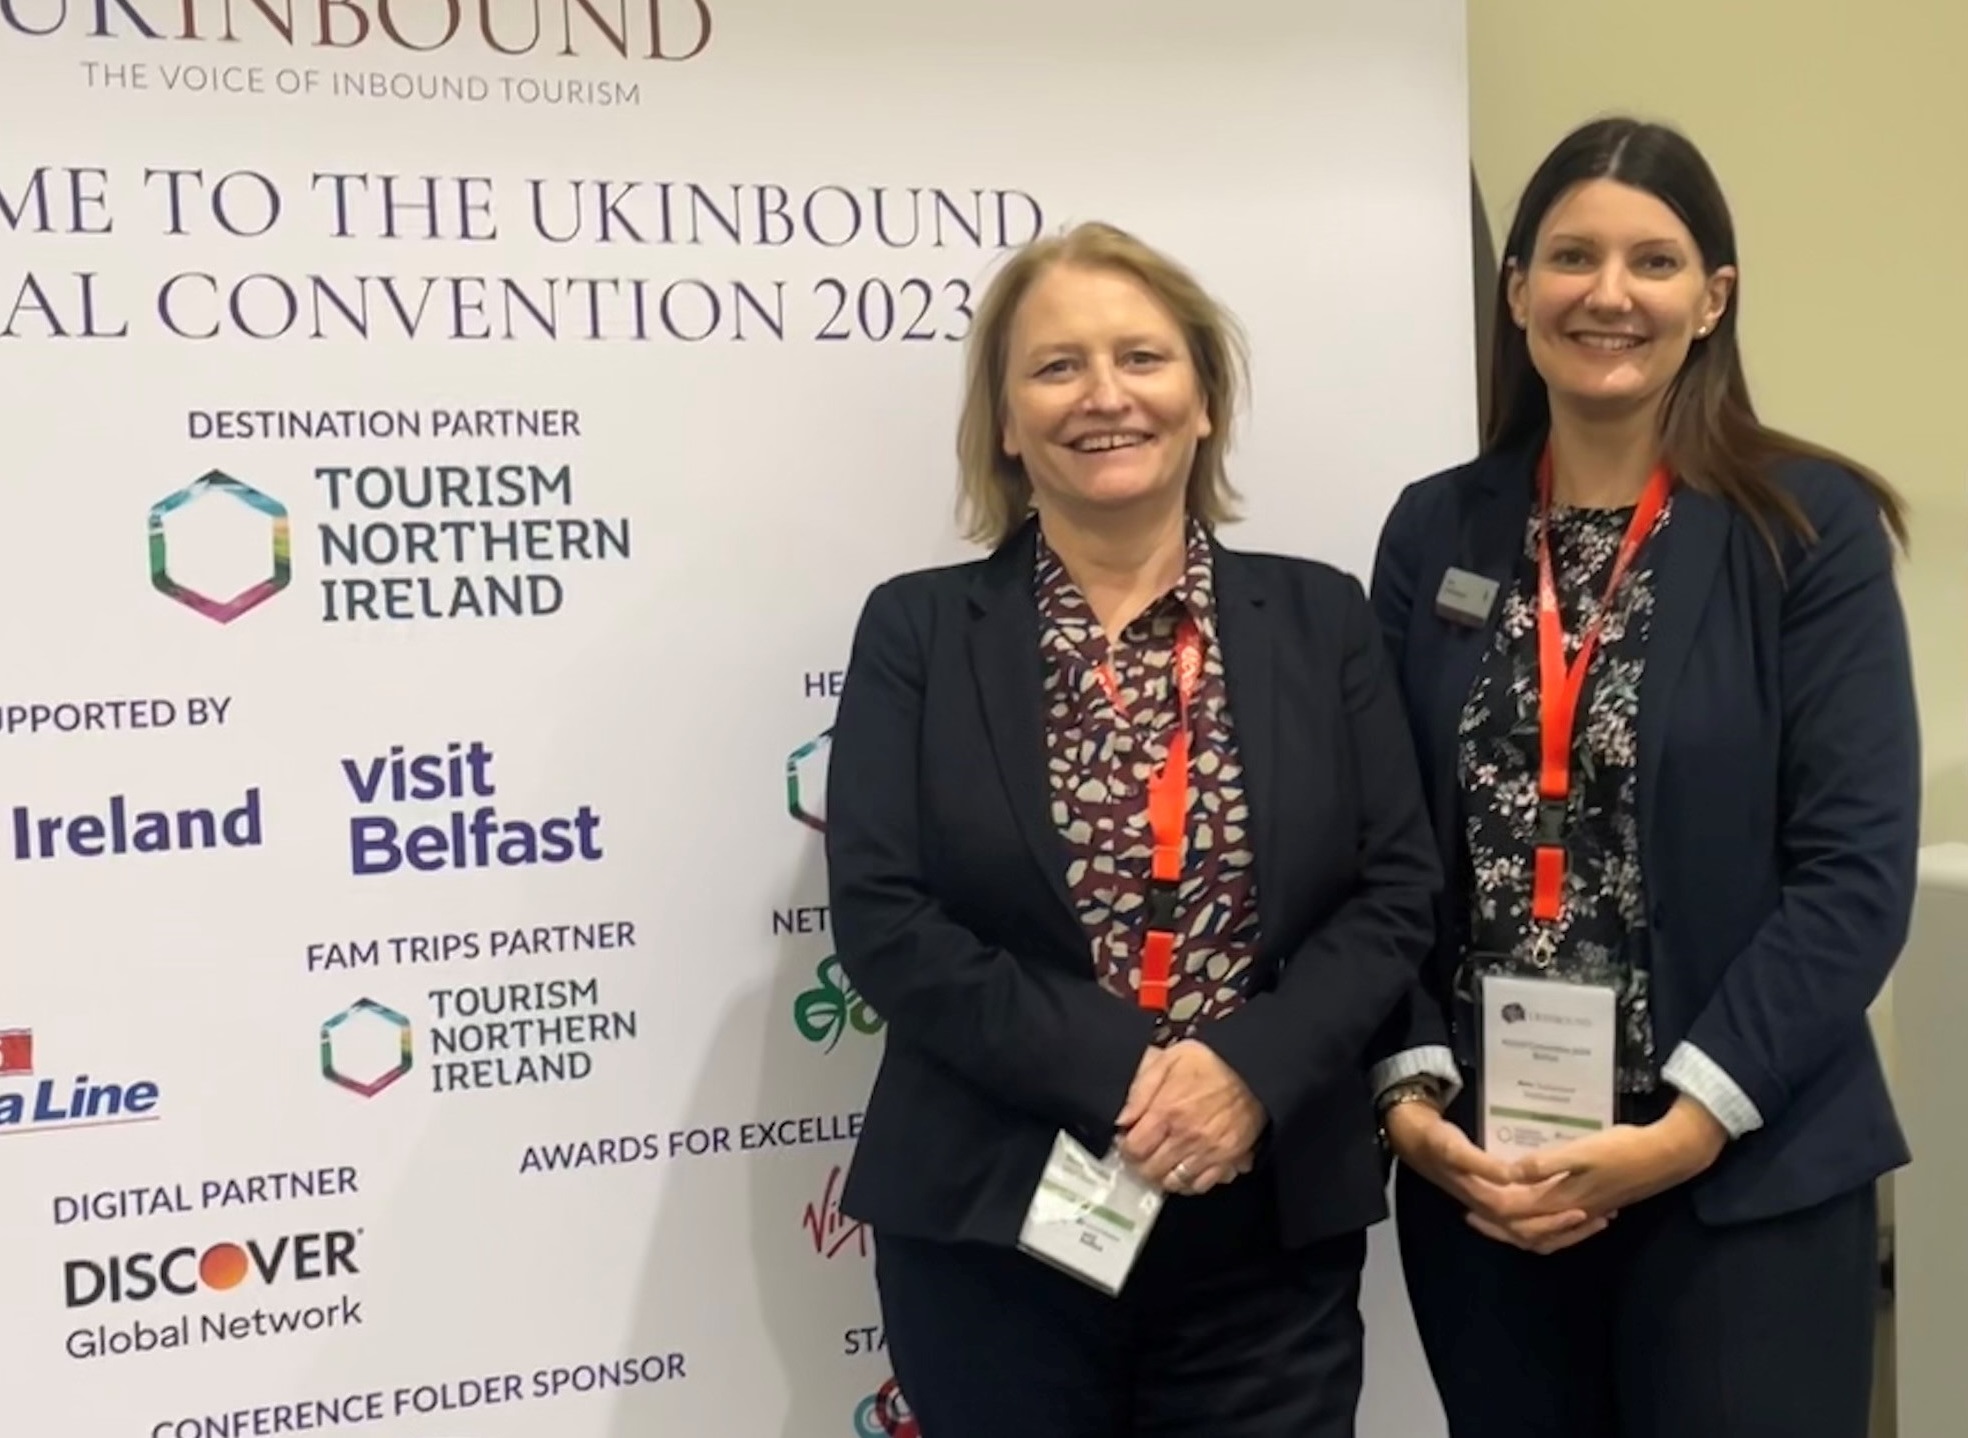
[1144,876,1180,933]
[1534,797,1568,848]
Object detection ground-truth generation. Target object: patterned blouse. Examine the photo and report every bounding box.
[1456,499,1672,1093]
[1035,521,1259,1043]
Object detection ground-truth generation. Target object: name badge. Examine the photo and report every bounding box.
[1435,567,1499,628]
[1479,974,1616,1160]
[1016,1131,1164,1295]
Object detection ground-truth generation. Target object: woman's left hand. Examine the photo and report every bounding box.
[1489,1095,1729,1234]
[1116,1039,1265,1194]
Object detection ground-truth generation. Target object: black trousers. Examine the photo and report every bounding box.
[871,1171,1367,1438]
[1396,1161,1880,1438]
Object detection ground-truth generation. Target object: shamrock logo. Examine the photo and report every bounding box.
[793,954,884,1052]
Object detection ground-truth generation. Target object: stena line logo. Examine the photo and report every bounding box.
[0,0,716,60]
[0,1030,164,1137]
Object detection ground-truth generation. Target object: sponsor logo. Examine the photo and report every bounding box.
[67,1299,363,1361]
[794,955,884,1052]
[1,0,717,63]
[0,1027,31,1076]
[341,739,603,876]
[802,1163,868,1261]
[323,978,637,1097]
[143,462,635,629]
[0,1032,162,1136]
[149,471,292,624]
[9,786,263,861]
[854,1379,918,1438]
[786,728,830,833]
[64,1229,359,1308]
[62,1228,364,1361]
[320,1000,414,1097]
[313,462,632,623]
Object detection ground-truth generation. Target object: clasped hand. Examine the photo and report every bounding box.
[1385,1095,1728,1255]
[1114,1040,1263,1195]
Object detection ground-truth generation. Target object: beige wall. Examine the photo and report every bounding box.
[1466,12,1966,1432]
[1466,1,1968,846]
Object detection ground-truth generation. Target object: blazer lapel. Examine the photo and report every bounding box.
[1636,484,1729,858]
[1427,448,1536,855]
[1212,547,1278,926]
[966,524,1084,942]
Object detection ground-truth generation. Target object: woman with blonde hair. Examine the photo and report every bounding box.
[825,221,1441,1436]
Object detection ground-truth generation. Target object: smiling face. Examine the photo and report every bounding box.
[1508,178,1735,421]
[999,262,1212,526]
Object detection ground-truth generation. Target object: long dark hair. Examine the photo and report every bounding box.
[1485,117,1907,555]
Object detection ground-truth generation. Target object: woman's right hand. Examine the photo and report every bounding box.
[1383,1099,1612,1255]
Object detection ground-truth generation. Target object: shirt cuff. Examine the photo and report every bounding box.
[1662,1041,1764,1139]
[1370,1045,1462,1106]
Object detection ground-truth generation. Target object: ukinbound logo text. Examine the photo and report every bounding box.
[148,471,290,624]
[0,0,716,60]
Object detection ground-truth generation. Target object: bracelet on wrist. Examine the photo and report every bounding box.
[1377,1078,1445,1115]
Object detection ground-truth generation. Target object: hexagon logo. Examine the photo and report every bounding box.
[785,727,831,834]
[148,470,291,624]
[320,999,413,1098]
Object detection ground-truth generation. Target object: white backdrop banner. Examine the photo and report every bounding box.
[0,2,1474,1433]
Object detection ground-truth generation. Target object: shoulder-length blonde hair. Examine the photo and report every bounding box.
[955,222,1250,547]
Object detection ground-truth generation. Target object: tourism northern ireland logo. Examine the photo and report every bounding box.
[786,728,831,833]
[148,470,291,624]
[319,1000,413,1099]
[321,979,638,1098]
[146,458,632,626]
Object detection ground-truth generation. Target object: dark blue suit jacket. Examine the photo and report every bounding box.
[1368,437,1920,1224]
[825,520,1441,1249]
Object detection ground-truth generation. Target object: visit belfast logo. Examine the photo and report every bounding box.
[319,1000,412,1098]
[148,471,291,624]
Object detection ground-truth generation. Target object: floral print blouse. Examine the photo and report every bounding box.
[1456,498,1673,1092]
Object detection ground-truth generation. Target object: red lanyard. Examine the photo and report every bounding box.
[1095,617,1203,1011]
[1531,448,1671,923]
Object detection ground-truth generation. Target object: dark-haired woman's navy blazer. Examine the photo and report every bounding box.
[1368,437,1920,1225]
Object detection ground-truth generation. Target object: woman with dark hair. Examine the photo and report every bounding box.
[1367,116,1919,1437]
